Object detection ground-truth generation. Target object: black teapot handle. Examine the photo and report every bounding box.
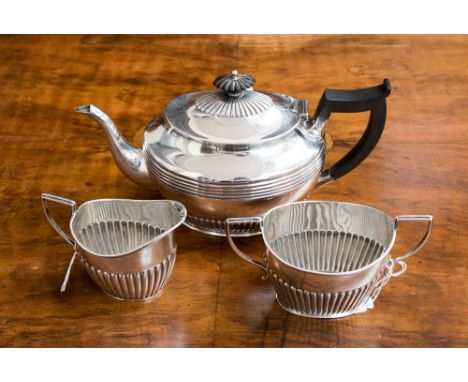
[314,79,391,187]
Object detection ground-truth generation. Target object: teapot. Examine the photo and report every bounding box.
[77,70,391,237]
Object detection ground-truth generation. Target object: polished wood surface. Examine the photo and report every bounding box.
[0,35,467,347]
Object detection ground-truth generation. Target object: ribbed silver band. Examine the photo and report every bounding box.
[80,248,176,301]
[146,151,323,200]
[271,271,378,318]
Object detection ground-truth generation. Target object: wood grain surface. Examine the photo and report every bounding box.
[0,35,467,347]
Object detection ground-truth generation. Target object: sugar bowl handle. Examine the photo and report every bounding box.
[225,217,268,280]
[370,214,433,301]
[391,215,434,273]
[315,79,391,187]
[41,193,78,293]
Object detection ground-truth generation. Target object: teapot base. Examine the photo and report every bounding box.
[184,215,262,237]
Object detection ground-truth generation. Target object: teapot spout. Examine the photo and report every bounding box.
[76,105,154,189]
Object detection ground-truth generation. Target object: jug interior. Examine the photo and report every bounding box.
[76,221,164,255]
[71,200,185,256]
[263,202,395,273]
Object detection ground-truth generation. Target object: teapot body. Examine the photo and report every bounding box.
[142,109,325,236]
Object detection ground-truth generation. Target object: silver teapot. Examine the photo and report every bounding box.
[77,70,391,237]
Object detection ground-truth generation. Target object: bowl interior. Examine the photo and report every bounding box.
[263,201,394,272]
[70,200,186,256]
[270,229,386,272]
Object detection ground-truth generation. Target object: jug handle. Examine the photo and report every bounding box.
[41,193,78,293]
[314,79,391,188]
[370,214,433,301]
[225,217,269,280]
[41,193,76,246]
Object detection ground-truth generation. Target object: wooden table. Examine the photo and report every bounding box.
[0,35,467,347]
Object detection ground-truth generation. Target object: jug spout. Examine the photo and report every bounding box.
[76,105,153,188]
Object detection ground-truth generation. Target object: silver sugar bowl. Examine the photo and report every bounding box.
[77,70,391,236]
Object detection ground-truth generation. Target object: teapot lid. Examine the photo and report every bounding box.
[162,70,301,146]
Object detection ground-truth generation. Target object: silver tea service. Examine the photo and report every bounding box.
[226,201,433,318]
[41,194,187,301]
[39,72,433,319]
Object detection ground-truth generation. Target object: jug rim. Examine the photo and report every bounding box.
[69,199,187,258]
[261,200,397,276]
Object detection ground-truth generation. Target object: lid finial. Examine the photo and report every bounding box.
[213,70,256,97]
